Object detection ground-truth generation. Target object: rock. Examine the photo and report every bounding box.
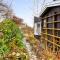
[16,52,20,57]
[12,52,16,56]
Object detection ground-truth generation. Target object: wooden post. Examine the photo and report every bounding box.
[53,15,55,52]
[46,18,47,51]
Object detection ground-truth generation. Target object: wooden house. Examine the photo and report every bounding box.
[34,16,41,39]
[40,0,60,53]
[34,0,60,59]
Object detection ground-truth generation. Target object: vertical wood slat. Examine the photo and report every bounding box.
[53,15,55,52]
[46,18,47,51]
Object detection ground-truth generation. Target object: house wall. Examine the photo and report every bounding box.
[42,6,60,18]
[34,22,41,35]
[34,17,41,36]
[34,23,38,35]
[41,6,60,53]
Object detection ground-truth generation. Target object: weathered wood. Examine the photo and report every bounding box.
[41,6,60,58]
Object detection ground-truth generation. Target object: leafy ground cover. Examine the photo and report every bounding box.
[0,19,29,60]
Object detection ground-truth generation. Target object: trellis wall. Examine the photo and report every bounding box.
[41,6,60,53]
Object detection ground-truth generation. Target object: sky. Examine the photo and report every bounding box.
[3,0,54,27]
[11,0,53,27]
[13,0,34,27]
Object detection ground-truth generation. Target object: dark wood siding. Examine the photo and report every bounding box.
[41,6,60,53]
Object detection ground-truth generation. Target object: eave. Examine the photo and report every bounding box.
[40,1,60,17]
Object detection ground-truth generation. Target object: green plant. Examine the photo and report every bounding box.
[0,19,25,57]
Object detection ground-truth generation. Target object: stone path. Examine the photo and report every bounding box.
[23,38,38,60]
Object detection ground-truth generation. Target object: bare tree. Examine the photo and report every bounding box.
[0,0,3,2]
[0,0,13,21]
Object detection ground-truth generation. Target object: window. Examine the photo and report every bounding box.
[47,35,53,41]
[54,23,60,28]
[55,15,60,21]
[47,30,53,35]
[55,46,57,52]
[58,47,60,51]
[47,17,53,22]
[55,38,60,45]
[43,29,46,33]
[41,10,60,53]
[55,30,60,37]
[47,23,53,28]
[47,42,53,51]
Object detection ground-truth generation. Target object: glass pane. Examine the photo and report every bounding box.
[54,23,57,28]
[47,42,53,51]
[47,35,53,41]
[58,47,60,51]
[47,42,53,47]
[56,15,60,21]
[47,17,53,22]
[54,30,57,36]
[55,38,59,44]
[57,30,60,37]
[57,23,60,28]
[55,45,57,52]
[47,23,53,28]
[54,30,60,37]
[43,29,46,33]
[47,29,53,34]
[54,23,60,28]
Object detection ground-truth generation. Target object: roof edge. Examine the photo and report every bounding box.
[39,1,60,17]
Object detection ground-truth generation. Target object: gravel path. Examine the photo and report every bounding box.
[23,38,38,60]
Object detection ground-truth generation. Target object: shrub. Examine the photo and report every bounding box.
[0,19,24,57]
